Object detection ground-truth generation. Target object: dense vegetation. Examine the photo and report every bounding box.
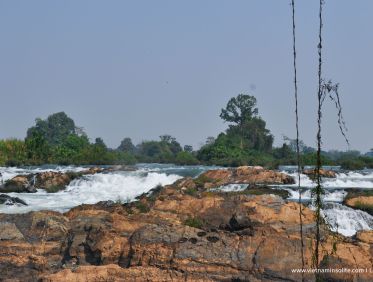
[0,95,372,169]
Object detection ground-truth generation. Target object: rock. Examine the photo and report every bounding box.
[356,230,373,244]
[0,222,24,240]
[81,167,104,174]
[34,171,75,192]
[195,166,294,188]
[105,165,137,172]
[175,177,197,190]
[303,168,337,178]
[1,169,105,194]
[42,265,212,282]
[0,175,372,281]
[0,175,36,193]
[344,190,373,215]
[242,185,290,199]
[0,194,27,206]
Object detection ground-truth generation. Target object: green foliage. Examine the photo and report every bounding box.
[0,139,28,166]
[26,112,77,146]
[183,145,193,153]
[339,159,365,170]
[175,151,199,165]
[134,201,150,213]
[184,187,198,197]
[117,137,135,153]
[184,217,203,229]
[194,174,214,187]
[220,94,258,125]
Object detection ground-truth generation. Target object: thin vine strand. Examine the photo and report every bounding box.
[314,0,324,270]
[291,0,305,276]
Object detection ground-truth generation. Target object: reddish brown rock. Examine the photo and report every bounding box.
[0,172,372,282]
[1,175,36,193]
[195,166,294,188]
[303,168,337,178]
[34,171,73,192]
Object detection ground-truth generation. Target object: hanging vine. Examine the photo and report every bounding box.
[312,0,349,271]
[290,0,305,275]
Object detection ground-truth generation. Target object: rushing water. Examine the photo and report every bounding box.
[0,164,372,237]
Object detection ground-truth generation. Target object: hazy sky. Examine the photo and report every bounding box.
[0,0,372,152]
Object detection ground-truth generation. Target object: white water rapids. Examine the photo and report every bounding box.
[1,164,372,237]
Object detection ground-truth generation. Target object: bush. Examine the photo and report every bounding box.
[184,217,203,229]
[175,151,199,165]
[340,159,365,170]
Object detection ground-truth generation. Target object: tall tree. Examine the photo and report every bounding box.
[220,94,272,150]
[117,137,135,153]
[26,112,78,146]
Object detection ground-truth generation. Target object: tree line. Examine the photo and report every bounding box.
[0,95,372,169]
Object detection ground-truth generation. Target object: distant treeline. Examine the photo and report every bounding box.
[1,95,372,170]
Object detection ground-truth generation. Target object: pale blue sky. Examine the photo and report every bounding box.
[0,1,372,151]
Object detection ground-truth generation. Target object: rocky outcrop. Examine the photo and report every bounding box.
[344,190,373,215]
[194,166,295,188]
[34,171,75,192]
[356,230,373,244]
[0,175,372,281]
[0,167,104,194]
[0,194,27,206]
[0,175,36,193]
[303,168,337,178]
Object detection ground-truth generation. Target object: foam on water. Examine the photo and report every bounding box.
[213,183,248,192]
[0,171,181,213]
[322,203,373,237]
[284,171,373,188]
[286,189,347,202]
[0,166,86,182]
[1,165,373,237]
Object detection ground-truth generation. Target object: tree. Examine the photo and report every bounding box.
[26,112,78,146]
[25,131,49,163]
[184,145,193,153]
[220,94,273,151]
[159,135,182,155]
[118,138,136,153]
[94,137,107,150]
[220,94,259,149]
[159,135,174,143]
[283,136,315,154]
[205,137,215,145]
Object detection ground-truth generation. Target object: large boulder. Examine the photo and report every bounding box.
[34,171,76,192]
[34,168,103,193]
[0,175,36,193]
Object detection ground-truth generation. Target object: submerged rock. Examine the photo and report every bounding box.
[0,194,27,206]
